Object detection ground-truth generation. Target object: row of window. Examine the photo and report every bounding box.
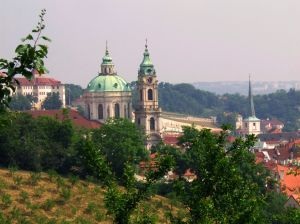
[87,103,130,120]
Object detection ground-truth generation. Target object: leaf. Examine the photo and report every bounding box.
[21,34,33,42]
[15,44,25,54]
[41,36,51,42]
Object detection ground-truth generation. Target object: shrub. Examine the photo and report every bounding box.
[60,187,71,202]
[19,190,29,203]
[1,193,12,208]
[42,199,55,211]
[28,172,41,186]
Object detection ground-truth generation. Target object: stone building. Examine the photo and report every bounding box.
[14,70,65,109]
[81,46,132,122]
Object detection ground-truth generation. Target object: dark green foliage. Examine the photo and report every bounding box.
[0,9,50,108]
[92,118,148,179]
[65,83,83,106]
[171,126,269,224]
[9,94,37,111]
[42,92,62,110]
[0,111,76,173]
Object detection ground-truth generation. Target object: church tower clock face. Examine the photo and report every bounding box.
[147,77,153,84]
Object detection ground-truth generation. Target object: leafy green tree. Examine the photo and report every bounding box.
[92,118,148,179]
[0,9,50,107]
[76,134,174,224]
[65,83,83,106]
[9,94,32,111]
[171,126,269,224]
[0,111,76,172]
[42,92,62,110]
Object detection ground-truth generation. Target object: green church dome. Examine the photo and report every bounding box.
[87,75,131,92]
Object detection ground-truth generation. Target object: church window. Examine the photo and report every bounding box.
[87,104,91,120]
[107,106,110,118]
[124,105,127,118]
[115,103,120,118]
[148,89,153,100]
[140,90,143,101]
[138,118,141,125]
[128,103,130,118]
[150,117,155,131]
[98,104,103,119]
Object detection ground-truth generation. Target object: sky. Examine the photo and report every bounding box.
[1,0,300,87]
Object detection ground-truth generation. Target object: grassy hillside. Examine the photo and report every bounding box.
[0,168,179,224]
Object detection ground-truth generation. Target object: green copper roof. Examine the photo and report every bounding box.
[102,48,113,65]
[244,116,260,122]
[87,75,131,92]
[139,44,156,76]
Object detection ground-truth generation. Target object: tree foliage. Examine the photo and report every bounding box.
[65,83,83,106]
[170,126,269,224]
[9,94,36,111]
[92,118,148,179]
[42,92,63,110]
[0,9,50,107]
[0,111,75,172]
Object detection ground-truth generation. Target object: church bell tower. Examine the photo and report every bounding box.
[135,41,162,147]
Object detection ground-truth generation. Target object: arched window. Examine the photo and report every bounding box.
[124,105,127,118]
[150,117,155,130]
[148,89,153,100]
[107,105,110,118]
[140,90,143,101]
[137,118,141,126]
[128,103,131,118]
[98,104,103,119]
[115,103,120,118]
[87,104,90,120]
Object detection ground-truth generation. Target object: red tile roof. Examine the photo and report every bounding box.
[26,109,101,129]
[276,165,300,197]
[15,76,61,86]
[162,134,181,146]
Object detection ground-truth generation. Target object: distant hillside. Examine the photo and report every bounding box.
[132,82,300,131]
[193,81,300,95]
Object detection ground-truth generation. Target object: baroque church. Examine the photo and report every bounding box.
[77,42,218,146]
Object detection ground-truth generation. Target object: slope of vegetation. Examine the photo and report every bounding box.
[0,168,177,224]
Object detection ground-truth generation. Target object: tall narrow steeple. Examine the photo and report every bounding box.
[248,75,255,117]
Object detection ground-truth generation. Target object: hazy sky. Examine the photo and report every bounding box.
[1,0,299,87]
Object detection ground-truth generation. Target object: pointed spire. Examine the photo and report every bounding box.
[100,42,115,75]
[139,39,155,76]
[249,74,256,117]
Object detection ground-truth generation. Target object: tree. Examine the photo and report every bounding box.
[92,118,148,179]
[171,126,269,224]
[42,92,62,109]
[76,134,174,224]
[65,83,83,106]
[0,9,50,108]
[9,94,32,110]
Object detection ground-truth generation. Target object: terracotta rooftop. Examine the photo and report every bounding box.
[276,165,300,197]
[26,109,101,129]
[162,134,181,146]
[15,76,62,86]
